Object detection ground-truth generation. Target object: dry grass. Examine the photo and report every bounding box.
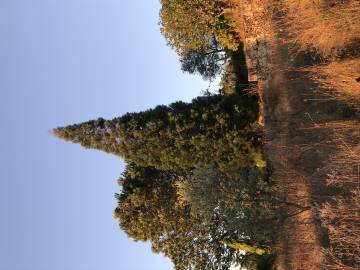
[319,121,360,269]
[305,59,360,108]
[293,119,360,269]
[228,0,360,57]
[321,190,360,270]
[226,0,360,268]
[273,170,324,270]
[281,0,360,56]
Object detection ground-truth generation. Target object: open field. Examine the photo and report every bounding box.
[228,0,360,269]
[279,0,360,57]
[305,59,360,110]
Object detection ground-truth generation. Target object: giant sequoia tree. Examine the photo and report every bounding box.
[53,94,261,171]
[113,163,240,270]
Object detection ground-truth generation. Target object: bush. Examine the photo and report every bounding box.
[185,167,276,246]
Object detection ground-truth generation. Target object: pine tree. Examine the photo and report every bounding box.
[53,94,260,171]
[180,48,227,80]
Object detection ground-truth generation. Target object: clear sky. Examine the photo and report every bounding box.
[0,1,210,269]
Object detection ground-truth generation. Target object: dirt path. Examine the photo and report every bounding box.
[264,36,325,270]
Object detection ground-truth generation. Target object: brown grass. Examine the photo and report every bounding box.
[281,0,360,56]
[226,0,360,268]
[319,121,360,269]
[305,59,360,109]
[321,190,360,270]
[280,119,360,269]
[229,0,360,57]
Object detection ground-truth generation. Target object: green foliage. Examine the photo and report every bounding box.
[220,49,250,95]
[159,0,238,57]
[185,167,276,246]
[114,164,184,242]
[114,164,239,270]
[220,62,237,95]
[54,94,274,270]
[160,0,240,80]
[53,94,260,172]
[52,1,279,269]
[180,49,227,80]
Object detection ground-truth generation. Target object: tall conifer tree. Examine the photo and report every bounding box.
[53,94,260,171]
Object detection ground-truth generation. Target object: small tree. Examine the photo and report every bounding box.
[160,0,239,81]
[159,0,238,57]
[185,167,276,246]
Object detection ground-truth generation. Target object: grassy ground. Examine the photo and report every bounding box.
[305,59,360,110]
[280,0,360,57]
[227,0,360,269]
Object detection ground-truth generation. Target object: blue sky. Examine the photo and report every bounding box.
[0,1,210,269]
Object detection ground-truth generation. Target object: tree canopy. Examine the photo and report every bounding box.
[185,167,276,246]
[53,94,261,172]
[180,49,227,80]
[159,0,241,81]
[159,0,238,57]
[113,163,240,270]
